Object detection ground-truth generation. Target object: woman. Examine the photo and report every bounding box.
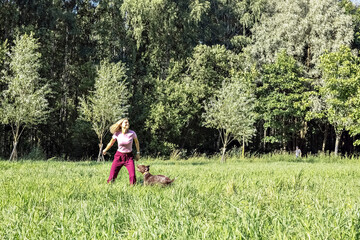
[103,118,140,185]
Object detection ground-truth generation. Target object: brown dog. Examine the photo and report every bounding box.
[136,165,175,186]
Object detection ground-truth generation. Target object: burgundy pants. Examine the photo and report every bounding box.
[107,151,136,185]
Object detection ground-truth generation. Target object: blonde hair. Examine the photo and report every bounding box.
[110,118,129,134]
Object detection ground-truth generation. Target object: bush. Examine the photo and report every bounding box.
[24,146,46,160]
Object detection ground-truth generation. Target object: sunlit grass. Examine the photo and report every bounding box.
[0,157,359,239]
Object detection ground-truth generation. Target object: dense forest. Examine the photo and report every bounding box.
[1,0,360,160]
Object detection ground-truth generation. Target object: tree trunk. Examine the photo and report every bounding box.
[59,24,70,159]
[9,140,18,161]
[263,127,266,150]
[97,141,104,162]
[334,131,342,156]
[300,120,307,150]
[220,146,226,163]
[282,131,286,151]
[220,130,228,163]
[242,137,245,158]
[307,45,311,69]
[292,131,296,152]
[322,123,329,153]
[282,117,286,151]
[9,125,21,161]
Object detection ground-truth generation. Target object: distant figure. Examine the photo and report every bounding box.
[295,146,302,158]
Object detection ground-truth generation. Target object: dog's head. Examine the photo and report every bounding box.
[136,165,150,174]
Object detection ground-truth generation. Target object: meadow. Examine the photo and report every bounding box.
[0,155,359,239]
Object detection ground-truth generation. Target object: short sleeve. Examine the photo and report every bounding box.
[112,133,117,140]
[132,130,137,139]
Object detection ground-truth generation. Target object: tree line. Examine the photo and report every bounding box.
[1,0,360,160]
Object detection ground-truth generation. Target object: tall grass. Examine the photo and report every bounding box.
[0,157,359,239]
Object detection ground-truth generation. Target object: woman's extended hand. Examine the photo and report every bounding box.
[135,153,140,161]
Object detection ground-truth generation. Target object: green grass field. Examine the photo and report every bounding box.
[1,156,360,239]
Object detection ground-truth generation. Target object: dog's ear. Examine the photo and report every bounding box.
[146,165,150,168]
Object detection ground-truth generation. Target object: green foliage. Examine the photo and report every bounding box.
[1,0,360,158]
[90,0,130,61]
[0,40,7,63]
[0,34,50,160]
[79,60,129,158]
[340,0,360,49]
[122,0,208,48]
[0,1,17,42]
[0,40,8,82]
[70,120,99,159]
[257,51,308,148]
[121,0,208,73]
[187,44,242,92]
[203,71,257,161]
[320,46,359,102]
[146,63,203,151]
[319,46,360,143]
[23,146,47,160]
[146,45,242,154]
[1,34,50,125]
[0,33,50,160]
[248,0,353,74]
[199,0,266,52]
